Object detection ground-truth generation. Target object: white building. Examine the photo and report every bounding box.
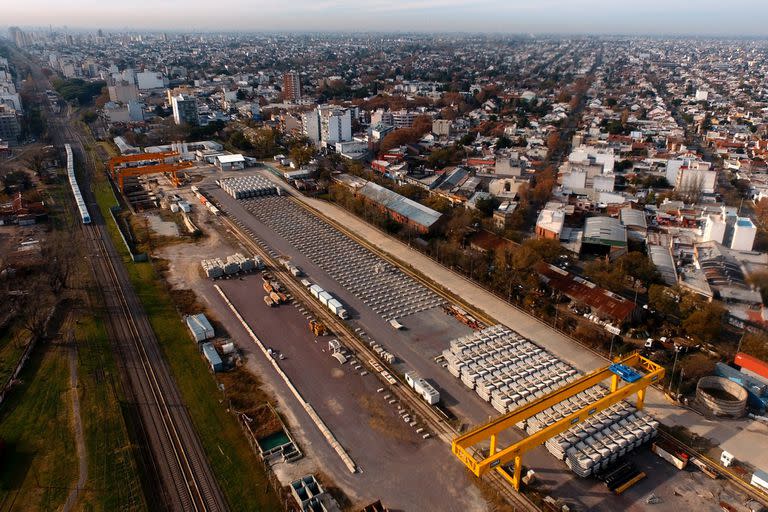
[568,146,615,173]
[136,71,167,90]
[703,212,727,245]
[731,218,757,251]
[303,105,352,147]
[302,109,321,144]
[695,89,709,102]
[666,158,716,194]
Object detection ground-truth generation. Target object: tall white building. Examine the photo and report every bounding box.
[666,158,716,195]
[302,109,321,144]
[319,105,352,145]
[303,105,352,146]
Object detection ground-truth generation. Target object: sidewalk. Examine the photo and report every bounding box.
[260,167,768,471]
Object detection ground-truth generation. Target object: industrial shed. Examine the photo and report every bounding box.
[335,174,443,233]
[215,154,245,171]
[581,216,627,258]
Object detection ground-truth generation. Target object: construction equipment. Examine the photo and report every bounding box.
[263,296,275,307]
[451,352,664,491]
[108,152,194,190]
[309,320,328,337]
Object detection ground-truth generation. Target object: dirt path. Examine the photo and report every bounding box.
[63,340,87,512]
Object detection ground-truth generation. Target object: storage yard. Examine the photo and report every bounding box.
[239,194,444,321]
[138,174,767,512]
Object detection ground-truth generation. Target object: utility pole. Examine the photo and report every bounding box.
[669,345,681,391]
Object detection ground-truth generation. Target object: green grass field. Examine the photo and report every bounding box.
[73,312,146,512]
[87,141,281,511]
[0,344,77,512]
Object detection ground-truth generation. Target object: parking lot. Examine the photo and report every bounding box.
[240,195,444,321]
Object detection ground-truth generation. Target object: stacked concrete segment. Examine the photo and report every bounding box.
[446,325,659,478]
[220,175,280,199]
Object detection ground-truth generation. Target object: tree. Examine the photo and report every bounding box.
[289,144,315,167]
[496,135,513,149]
[616,251,659,289]
[740,333,768,360]
[411,115,433,135]
[474,197,500,217]
[648,284,679,317]
[682,302,725,343]
[380,128,421,152]
[229,130,253,151]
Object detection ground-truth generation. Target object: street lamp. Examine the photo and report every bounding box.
[669,345,682,391]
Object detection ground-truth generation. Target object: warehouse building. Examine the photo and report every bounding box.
[334,174,442,233]
[581,216,627,258]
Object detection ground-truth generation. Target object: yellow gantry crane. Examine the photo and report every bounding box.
[452,352,664,491]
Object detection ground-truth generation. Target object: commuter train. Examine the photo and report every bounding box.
[64,143,91,224]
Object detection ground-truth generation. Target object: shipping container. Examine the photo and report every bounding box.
[202,342,224,372]
[405,371,440,405]
[186,314,214,342]
[309,284,323,298]
[751,469,768,492]
[736,352,768,384]
[318,291,333,306]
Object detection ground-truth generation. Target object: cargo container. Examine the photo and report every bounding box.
[309,284,323,299]
[751,469,768,492]
[405,371,440,405]
[186,314,214,342]
[651,442,689,470]
[318,291,333,306]
[202,342,224,372]
[735,352,768,384]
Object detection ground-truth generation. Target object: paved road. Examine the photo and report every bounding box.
[258,168,768,472]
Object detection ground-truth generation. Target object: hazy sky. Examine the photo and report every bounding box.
[5,0,768,35]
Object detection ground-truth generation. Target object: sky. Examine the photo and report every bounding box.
[5,0,768,36]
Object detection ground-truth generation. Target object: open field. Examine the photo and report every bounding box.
[0,344,76,512]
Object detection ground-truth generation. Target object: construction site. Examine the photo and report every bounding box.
[106,161,768,512]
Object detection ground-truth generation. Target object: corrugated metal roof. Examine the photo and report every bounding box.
[583,216,627,246]
[202,342,222,367]
[359,181,442,228]
[216,154,245,163]
[648,244,677,285]
[620,208,647,230]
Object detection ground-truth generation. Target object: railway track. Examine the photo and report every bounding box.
[218,212,541,512]
[49,111,228,511]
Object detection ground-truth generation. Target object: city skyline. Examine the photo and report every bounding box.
[3,0,768,36]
